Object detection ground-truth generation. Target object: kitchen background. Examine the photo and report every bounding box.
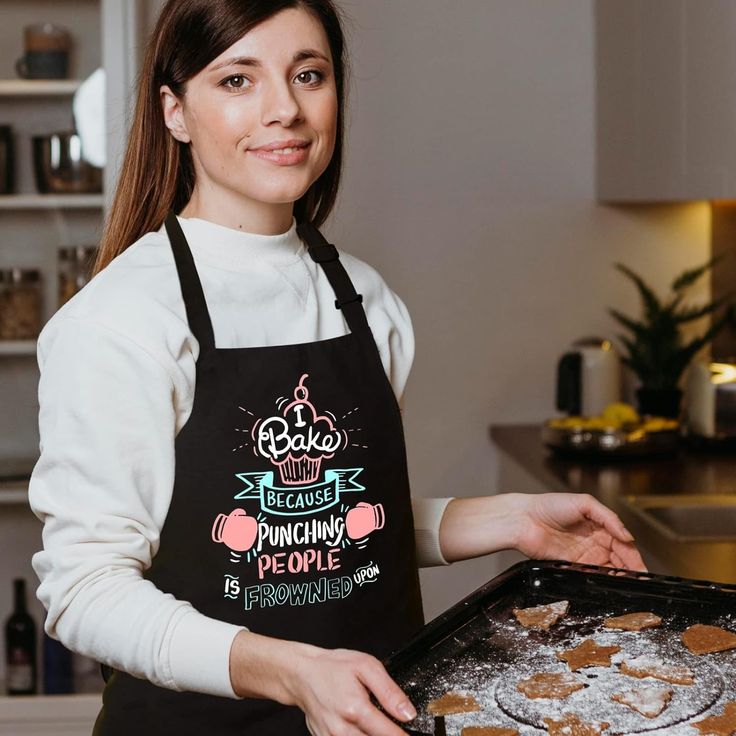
[1,0,734,729]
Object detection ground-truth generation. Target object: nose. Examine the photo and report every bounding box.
[260,77,303,128]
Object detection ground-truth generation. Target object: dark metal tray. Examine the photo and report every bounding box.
[381,560,736,735]
[542,425,680,460]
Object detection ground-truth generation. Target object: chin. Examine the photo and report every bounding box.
[249,182,314,203]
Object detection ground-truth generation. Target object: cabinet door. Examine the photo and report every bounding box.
[596,0,736,201]
[682,1,736,197]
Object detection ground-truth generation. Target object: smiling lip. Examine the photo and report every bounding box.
[248,140,311,165]
[251,139,310,151]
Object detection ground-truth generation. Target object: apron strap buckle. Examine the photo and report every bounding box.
[335,293,363,310]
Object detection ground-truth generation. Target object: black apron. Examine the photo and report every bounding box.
[92,212,425,735]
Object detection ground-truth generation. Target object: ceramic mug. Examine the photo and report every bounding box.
[211,508,258,552]
[15,23,70,79]
[346,502,385,539]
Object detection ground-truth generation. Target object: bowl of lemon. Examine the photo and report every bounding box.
[542,402,680,458]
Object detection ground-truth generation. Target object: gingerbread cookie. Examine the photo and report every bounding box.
[461,728,519,736]
[543,713,609,736]
[556,639,621,671]
[682,624,736,655]
[692,701,736,736]
[603,612,662,631]
[516,671,586,699]
[512,600,569,630]
[427,691,481,716]
[611,685,673,718]
[619,655,695,685]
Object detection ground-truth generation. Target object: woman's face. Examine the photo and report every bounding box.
[161,6,338,217]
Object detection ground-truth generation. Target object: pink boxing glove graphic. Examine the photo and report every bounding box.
[346,502,385,540]
[211,508,258,552]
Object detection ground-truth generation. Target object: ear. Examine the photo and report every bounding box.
[160,84,191,144]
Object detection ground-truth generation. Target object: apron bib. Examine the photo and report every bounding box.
[92,213,424,735]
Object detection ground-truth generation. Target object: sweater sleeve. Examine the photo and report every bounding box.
[28,315,246,699]
[411,496,454,567]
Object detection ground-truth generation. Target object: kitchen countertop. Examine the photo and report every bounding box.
[490,424,736,584]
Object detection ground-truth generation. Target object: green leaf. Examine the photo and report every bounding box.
[673,309,734,382]
[671,254,723,292]
[608,308,646,336]
[674,295,733,324]
[614,262,661,320]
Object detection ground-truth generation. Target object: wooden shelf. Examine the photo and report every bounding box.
[0,692,102,726]
[0,482,29,505]
[0,194,104,209]
[0,79,82,97]
[0,340,37,356]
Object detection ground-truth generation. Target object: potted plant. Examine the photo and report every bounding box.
[609,257,734,418]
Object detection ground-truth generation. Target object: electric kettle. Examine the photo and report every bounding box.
[556,337,621,416]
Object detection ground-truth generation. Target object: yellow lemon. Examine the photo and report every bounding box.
[602,402,640,426]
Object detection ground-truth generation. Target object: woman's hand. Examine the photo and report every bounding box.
[288,646,417,736]
[229,630,416,735]
[438,493,646,572]
[512,492,646,571]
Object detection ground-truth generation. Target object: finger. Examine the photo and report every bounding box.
[612,538,648,572]
[354,657,417,727]
[304,713,318,736]
[581,496,635,543]
[351,701,410,736]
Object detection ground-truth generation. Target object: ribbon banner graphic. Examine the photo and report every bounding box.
[234,468,365,516]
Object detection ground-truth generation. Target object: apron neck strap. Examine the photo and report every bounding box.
[296,221,371,338]
[164,211,216,357]
[163,211,372,353]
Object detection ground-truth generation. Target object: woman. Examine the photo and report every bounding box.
[28,1,645,734]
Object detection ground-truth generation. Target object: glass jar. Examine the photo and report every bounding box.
[58,245,96,307]
[0,268,42,340]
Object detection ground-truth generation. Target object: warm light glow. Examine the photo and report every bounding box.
[710,362,736,385]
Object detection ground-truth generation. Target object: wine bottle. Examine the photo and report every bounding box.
[4,578,37,695]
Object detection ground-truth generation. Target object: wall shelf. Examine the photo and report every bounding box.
[0,340,37,356]
[0,692,102,730]
[0,79,82,97]
[0,194,104,209]
[0,482,29,505]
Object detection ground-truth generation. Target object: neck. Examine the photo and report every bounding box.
[179,187,295,236]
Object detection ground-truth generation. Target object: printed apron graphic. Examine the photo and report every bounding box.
[211,374,383,611]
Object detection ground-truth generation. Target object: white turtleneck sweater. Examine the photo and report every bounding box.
[28,214,454,701]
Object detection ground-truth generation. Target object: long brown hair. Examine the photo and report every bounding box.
[93,0,349,275]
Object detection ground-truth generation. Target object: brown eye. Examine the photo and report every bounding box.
[222,75,248,90]
[295,69,325,86]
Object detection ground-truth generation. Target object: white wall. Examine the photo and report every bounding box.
[328,0,710,619]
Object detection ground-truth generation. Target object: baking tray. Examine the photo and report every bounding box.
[381,560,736,735]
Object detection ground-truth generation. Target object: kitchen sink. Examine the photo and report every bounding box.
[622,494,736,542]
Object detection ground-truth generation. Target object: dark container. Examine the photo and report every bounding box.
[636,386,683,419]
[0,125,15,194]
[4,578,37,695]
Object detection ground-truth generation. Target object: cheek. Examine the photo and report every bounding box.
[310,94,338,151]
[191,102,253,156]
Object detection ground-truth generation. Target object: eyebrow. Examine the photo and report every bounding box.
[209,49,331,72]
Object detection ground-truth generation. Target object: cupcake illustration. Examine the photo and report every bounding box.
[255,374,345,485]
